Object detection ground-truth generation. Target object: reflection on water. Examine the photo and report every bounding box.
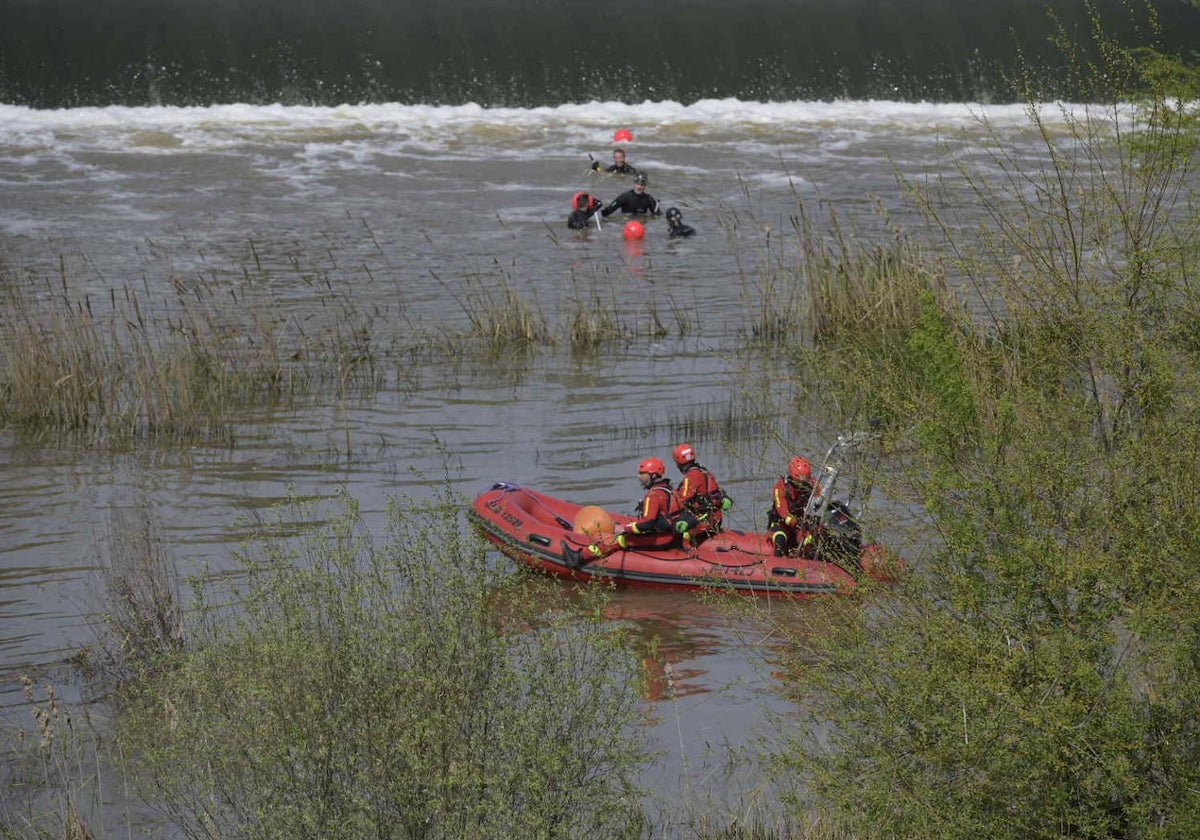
[591,586,830,827]
[5,0,1197,107]
[602,589,729,702]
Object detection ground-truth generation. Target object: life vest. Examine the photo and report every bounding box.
[771,477,815,527]
[638,482,678,517]
[628,480,680,535]
[677,465,726,518]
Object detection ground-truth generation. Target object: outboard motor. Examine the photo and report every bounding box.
[819,500,864,569]
[803,423,880,572]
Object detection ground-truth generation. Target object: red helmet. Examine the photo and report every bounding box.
[638,457,666,477]
[672,443,695,467]
[573,192,591,211]
[788,456,812,482]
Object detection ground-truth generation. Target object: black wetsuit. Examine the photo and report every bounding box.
[601,189,660,217]
[668,221,696,237]
[567,199,602,229]
[606,162,640,175]
[568,209,595,229]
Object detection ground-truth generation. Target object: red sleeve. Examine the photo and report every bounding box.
[630,485,676,533]
[772,479,793,517]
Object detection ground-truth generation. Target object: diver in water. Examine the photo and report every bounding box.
[665,206,695,237]
[567,192,603,229]
[590,147,640,176]
[601,173,660,217]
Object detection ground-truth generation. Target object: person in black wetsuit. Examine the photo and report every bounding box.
[665,207,695,237]
[601,173,660,217]
[567,192,603,229]
[590,147,640,175]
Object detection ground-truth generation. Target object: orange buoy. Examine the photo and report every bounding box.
[623,220,644,240]
[574,505,615,537]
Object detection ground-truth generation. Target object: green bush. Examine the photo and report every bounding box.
[116,490,649,839]
[760,18,1200,840]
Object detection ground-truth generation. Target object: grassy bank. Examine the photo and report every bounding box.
[3,490,877,839]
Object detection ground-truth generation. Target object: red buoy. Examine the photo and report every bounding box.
[623,220,645,240]
[613,128,633,142]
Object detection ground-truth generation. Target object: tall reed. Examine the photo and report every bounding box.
[794,207,949,352]
[90,510,186,686]
[0,272,389,443]
[567,284,630,349]
[454,273,553,351]
[1,678,106,840]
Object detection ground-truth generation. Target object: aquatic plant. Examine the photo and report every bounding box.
[566,283,631,350]
[448,269,553,352]
[0,267,393,444]
[87,509,187,687]
[0,677,105,840]
[796,204,950,353]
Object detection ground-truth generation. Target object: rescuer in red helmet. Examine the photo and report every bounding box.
[567,191,603,229]
[768,456,817,557]
[562,456,680,567]
[669,443,729,546]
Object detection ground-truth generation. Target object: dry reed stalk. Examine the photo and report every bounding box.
[566,286,628,349]
[795,210,947,349]
[0,270,394,442]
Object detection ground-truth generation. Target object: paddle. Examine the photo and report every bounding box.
[514,486,574,530]
[493,482,575,529]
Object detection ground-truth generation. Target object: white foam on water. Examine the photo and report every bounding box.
[0,98,1079,151]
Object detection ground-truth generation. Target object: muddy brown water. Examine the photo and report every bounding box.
[0,98,1062,821]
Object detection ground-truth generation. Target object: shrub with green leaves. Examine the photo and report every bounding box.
[761,15,1200,840]
[117,491,648,840]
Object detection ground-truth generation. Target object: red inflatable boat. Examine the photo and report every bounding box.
[469,482,899,597]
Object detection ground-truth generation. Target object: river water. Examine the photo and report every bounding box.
[5,0,1200,827]
[0,96,1082,820]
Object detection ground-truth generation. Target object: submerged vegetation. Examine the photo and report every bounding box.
[0,270,394,444]
[0,249,703,444]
